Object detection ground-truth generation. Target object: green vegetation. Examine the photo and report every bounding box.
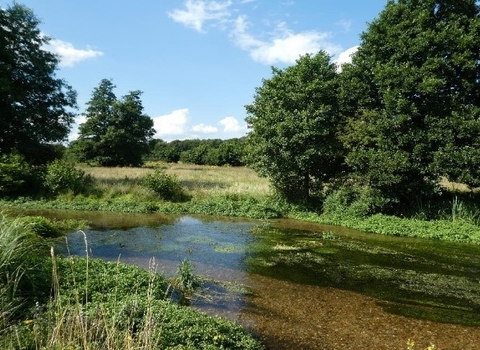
[0,3,76,164]
[247,224,480,326]
[245,51,345,204]
[69,79,155,167]
[142,169,187,202]
[2,0,480,346]
[339,0,480,211]
[147,138,246,167]
[0,215,264,349]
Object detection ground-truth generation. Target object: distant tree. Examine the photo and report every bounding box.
[148,139,178,163]
[0,4,76,163]
[340,0,480,209]
[207,138,245,166]
[147,138,245,166]
[245,51,345,203]
[180,143,209,165]
[71,79,155,166]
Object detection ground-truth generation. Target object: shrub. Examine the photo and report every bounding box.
[142,169,186,201]
[44,160,91,195]
[322,184,387,219]
[0,152,38,197]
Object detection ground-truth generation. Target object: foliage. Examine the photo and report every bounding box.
[2,253,264,350]
[0,3,76,163]
[340,0,480,209]
[44,159,91,195]
[0,214,50,328]
[148,138,246,166]
[142,169,187,201]
[71,79,155,167]
[0,152,38,197]
[245,51,345,203]
[174,259,198,294]
[322,183,387,219]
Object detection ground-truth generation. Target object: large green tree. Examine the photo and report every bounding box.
[71,79,155,166]
[340,0,480,208]
[0,3,77,162]
[245,51,345,203]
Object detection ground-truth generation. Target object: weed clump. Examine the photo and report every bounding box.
[142,169,187,202]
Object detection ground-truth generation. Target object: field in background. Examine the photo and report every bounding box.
[80,163,271,198]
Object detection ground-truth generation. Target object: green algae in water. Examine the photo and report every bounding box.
[59,213,480,327]
[246,224,480,326]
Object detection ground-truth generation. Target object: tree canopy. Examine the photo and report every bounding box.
[0,3,77,163]
[245,51,345,203]
[340,0,480,208]
[71,79,155,167]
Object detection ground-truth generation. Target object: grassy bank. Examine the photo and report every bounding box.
[2,163,480,244]
[0,214,264,349]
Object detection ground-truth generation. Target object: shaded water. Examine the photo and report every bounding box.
[50,212,480,349]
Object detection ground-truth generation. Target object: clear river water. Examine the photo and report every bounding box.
[42,210,480,349]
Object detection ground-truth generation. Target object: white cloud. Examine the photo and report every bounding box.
[192,123,218,133]
[168,0,232,32]
[45,39,103,67]
[231,16,342,65]
[219,116,245,132]
[152,108,190,138]
[333,45,358,71]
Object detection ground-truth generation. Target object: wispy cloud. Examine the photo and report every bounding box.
[336,19,352,32]
[168,0,232,32]
[44,39,103,67]
[231,16,342,65]
[169,1,344,65]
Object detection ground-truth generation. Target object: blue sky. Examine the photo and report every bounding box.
[6,0,387,142]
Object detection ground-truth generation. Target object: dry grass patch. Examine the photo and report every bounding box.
[80,164,271,198]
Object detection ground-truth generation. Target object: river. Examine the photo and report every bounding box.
[43,211,480,349]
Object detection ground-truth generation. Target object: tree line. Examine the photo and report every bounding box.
[1,1,480,216]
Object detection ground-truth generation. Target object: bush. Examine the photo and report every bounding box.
[322,184,387,219]
[142,169,186,201]
[44,160,91,195]
[0,152,39,197]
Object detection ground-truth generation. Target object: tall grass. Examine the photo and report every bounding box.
[0,214,49,331]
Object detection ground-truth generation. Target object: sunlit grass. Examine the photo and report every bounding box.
[80,163,271,198]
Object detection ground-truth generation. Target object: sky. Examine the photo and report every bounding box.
[4,0,388,142]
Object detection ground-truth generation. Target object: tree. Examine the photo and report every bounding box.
[245,51,345,203]
[71,79,155,166]
[340,0,480,209]
[0,4,77,163]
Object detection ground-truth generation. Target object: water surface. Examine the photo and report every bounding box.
[52,212,480,349]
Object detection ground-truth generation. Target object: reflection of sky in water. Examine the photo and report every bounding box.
[58,215,256,281]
